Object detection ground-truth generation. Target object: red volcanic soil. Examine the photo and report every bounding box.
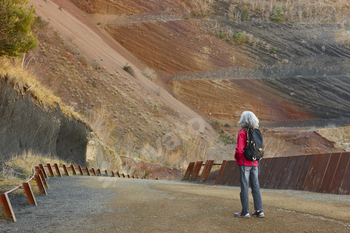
[105,19,256,74]
[169,79,312,123]
[68,0,190,15]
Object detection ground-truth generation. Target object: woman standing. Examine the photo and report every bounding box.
[234,111,265,218]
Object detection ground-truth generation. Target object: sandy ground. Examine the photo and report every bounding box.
[1,176,349,232]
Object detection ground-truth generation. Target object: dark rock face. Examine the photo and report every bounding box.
[0,79,89,165]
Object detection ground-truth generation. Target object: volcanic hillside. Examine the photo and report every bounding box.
[26,0,350,164]
[66,0,350,122]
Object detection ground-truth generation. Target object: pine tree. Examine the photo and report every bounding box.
[270,4,284,23]
[0,0,38,57]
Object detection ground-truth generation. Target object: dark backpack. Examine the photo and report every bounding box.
[243,128,264,161]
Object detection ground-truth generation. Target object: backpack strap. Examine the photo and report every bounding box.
[245,128,249,146]
[243,128,247,171]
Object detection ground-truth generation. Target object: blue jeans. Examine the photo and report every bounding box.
[239,165,263,214]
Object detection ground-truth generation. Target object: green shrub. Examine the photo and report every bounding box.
[123,63,132,72]
[242,7,249,21]
[235,33,246,43]
[271,47,277,53]
[0,0,38,57]
[219,134,235,145]
[270,4,284,23]
[219,31,225,39]
[123,63,135,76]
[213,120,220,130]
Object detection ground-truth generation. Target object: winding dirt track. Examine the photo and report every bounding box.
[1,176,349,232]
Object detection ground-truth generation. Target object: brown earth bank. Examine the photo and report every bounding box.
[1,177,349,232]
[119,156,183,179]
[0,77,90,165]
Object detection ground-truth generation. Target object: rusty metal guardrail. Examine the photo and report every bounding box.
[0,167,37,222]
[184,152,350,195]
[0,163,141,222]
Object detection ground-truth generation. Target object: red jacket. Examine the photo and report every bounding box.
[234,129,259,166]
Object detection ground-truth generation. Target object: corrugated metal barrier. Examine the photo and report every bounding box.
[183,152,350,195]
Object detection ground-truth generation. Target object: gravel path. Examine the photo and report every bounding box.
[1,176,116,232]
[1,176,349,232]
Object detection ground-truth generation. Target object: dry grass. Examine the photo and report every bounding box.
[85,107,117,146]
[120,122,211,170]
[120,132,138,157]
[264,137,289,157]
[170,81,181,99]
[225,0,350,24]
[189,0,214,17]
[0,57,80,119]
[228,4,241,20]
[142,67,158,82]
[0,151,65,192]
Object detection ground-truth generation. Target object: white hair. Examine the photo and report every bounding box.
[238,111,259,129]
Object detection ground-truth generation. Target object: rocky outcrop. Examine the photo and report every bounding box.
[0,76,90,165]
[86,135,122,171]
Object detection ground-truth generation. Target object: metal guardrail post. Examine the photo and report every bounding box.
[53,163,62,177]
[190,161,203,181]
[319,153,342,193]
[46,163,55,177]
[0,193,16,222]
[105,170,108,176]
[39,164,48,179]
[62,164,70,176]
[183,162,195,180]
[35,167,48,188]
[338,152,350,194]
[34,174,47,195]
[70,165,77,175]
[220,160,235,185]
[85,166,90,176]
[91,168,96,176]
[77,166,84,175]
[329,153,349,193]
[116,172,120,177]
[295,155,313,190]
[22,182,37,206]
[97,169,101,176]
[122,174,125,178]
[199,160,214,183]
[215,160,227,185]
[111,171,115,177]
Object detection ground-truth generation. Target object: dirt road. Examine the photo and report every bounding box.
[1,176,349,232]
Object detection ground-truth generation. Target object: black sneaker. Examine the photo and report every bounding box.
[252,210,265,218]
[234,212,250,218]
